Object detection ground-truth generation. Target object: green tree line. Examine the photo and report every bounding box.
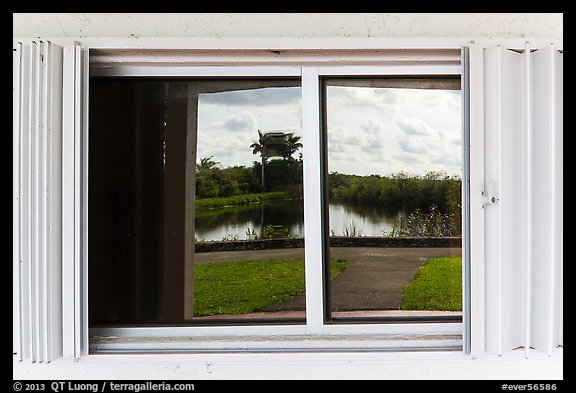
[328,171,461,215]
[195,157,303,199]
[329,171,462,237]
[196,157,264,199]
[196,130,303,200]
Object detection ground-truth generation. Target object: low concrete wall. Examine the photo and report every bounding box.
[195,236,461,253]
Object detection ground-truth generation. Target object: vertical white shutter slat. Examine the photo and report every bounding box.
[41,40,50,362]
[521,42,532,359]
[530,45,563,356]
[552,46,563,351]
[48,41,64,362]
[482,46,499,355]
[18,42,33,362]
[31,40,42,362]
[499,48,525,354]
[557,50,563,349]
[13,44,22,362]
[62,44,87,360]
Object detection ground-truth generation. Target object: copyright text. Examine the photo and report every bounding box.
[13,382,195,393]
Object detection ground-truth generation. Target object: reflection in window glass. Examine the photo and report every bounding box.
[323,78,463,322]
[89,79,311,325]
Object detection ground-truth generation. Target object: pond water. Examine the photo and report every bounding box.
[195,199,404,241]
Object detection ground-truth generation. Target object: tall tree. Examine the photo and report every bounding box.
[250,130,303,189]
[283,133,303,161]
[196,156,220,172]
[250,130,272,189]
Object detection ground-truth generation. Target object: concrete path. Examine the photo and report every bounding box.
[194,247,461,312]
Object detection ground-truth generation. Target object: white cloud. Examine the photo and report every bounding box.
[327,86,401,111]
[399,139,428,154]
[203,110,256,132]
[395,115,434,136]
[360,119,386,134]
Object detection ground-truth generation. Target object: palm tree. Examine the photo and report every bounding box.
[250,130,272,189]
[283,133,303,162]
[196,156,220,172]
[250,130,303,189]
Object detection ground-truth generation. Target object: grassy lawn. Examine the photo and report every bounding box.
[194,258,351,316]
[400,257,462,311]
[195,191,289,210]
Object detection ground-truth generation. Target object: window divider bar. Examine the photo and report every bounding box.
[302,66,324,334]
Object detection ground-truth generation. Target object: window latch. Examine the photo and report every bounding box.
[481,179,499,208]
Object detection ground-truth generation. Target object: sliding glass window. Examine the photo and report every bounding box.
[88,78,305,326]
[321,77,463,323]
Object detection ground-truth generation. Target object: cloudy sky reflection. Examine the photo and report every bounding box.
[197,86,302,166]
[197,83,461,177]
[326,85,461,177]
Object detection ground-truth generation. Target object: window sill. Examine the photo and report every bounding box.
[89,333,463,354]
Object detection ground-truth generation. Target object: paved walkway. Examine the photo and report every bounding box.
[194,246,461,313]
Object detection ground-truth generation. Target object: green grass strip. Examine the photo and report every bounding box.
[400,257,462,311]
[195,191,289,210]
[194,258,350,316]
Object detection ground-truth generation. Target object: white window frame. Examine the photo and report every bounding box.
[85,59,465,349]
[13,37,562,365]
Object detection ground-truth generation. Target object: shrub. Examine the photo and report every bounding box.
[390,205,460,237]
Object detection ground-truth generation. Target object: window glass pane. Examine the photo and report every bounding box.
[89,78,306,326]
[323,77,463,322]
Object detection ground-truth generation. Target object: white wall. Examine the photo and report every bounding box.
[13,13,562,39]
[12,352,564,380]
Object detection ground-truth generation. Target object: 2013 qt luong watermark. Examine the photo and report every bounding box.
[13,381,195,393]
